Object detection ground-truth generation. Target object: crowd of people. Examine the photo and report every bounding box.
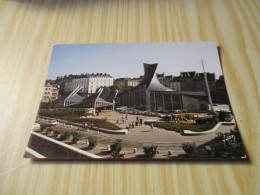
[116,115,147,130]
[128,116,144,129]
[163,114,196,124]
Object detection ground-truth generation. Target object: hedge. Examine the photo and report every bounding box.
[195,116,219,125]
[39,109,121,130]
[152,122,216,133]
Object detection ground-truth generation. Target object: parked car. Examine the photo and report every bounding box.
[47,120,58,125]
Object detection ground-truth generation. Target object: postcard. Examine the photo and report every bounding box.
[24,42,247,160]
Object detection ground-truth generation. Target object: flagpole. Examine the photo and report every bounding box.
[201,58,215,114]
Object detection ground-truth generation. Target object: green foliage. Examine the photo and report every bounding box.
[88,136,98,149]
[53,130,60,137]
[78,119,121,130]
[60,131,71,141]
[218,110,231,121]
[185,114,192,120]
[143,145,159,158]
[40,124,48,131]
[39,109,121,130]
[72,132,81,144]
[110,139,122,154]
[151,122,216,133]
[182,143,197,156]
[46,127,53,133]
[40,100,63,109]
[39,109,83,120]
[195,116,219,125]
[214,129,245,158]
[97,85,132,98]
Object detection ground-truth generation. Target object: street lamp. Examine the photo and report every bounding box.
[201,58,215,114]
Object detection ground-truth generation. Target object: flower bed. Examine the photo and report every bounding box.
[152,121,216,133]
[39,110,121,130]
[76,118,121,130]
[177,113,199,117]
[181,121,194,125]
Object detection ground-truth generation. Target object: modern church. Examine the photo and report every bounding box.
[117,63,209,111]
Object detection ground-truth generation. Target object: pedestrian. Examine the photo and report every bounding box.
[132,122,135,128]
[140,119,143,126]
[136,116,139,121]
[135,121,138,126]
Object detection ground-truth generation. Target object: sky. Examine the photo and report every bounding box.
[47,42,222,80]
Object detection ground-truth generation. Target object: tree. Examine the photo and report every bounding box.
[143,144,159,158]
[40,124,48,131]
[53,130,60,138]
[110,139,122,154]
[214,129,245,158]
[88,136,98,149]
[60,131,71,141]
[182,143,197,157]
[72,132,81,144]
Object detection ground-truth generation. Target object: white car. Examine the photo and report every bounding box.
[47,120,58,125]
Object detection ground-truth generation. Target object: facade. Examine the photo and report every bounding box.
[64,81,72,92]
[42,83,59,102]
[179,71,217,92]
[170,76,181,91]
[114,78,140,87]
[216,75,226,91]
[117,63,208,111]
[70,73,114,94]
[162,75,174,88]
[158,71,217,92]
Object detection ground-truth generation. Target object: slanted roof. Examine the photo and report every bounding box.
[96,97,113,105]
[147,75,173,92]
[141,63,174,92]
[66,94,84,102]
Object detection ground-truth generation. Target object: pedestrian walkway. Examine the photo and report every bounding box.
[95,111,235,143]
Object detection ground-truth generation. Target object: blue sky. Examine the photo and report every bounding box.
[47,42,222,80]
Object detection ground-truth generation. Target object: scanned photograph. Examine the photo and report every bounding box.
[24,42,247,160]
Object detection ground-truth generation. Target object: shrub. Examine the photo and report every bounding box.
[214,130,245,158]
[218,111,231,121]
[39,109,121,130]
[40,124,48,131]
[182,143,197,157]
[60,131,71,141]
[53,130,60,137]
[195,116,219,125]
[143,145,159,158]
[195,117,206,125]
[47,127,53,131]
[110,139,122,154]
[208,116,219,124]
[46,127,53,134]
[78,119,121,130]
[72,132,81,144]
[152,122,215,133]
[88,136,98,149]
